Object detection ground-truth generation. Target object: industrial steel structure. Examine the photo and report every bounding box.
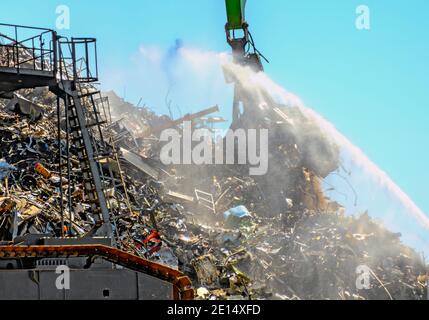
[0,23,193,300]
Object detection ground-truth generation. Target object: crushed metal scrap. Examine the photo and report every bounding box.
[0,89,427,300]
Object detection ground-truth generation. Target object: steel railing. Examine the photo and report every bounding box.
[0,23,57,73]
[58,37,99,83]
[0,23,99,84]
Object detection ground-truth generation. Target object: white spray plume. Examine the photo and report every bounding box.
[222,61,429,231]
[103,43,429,235]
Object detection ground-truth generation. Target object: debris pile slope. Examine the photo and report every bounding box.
[157,173,427,300]
[0,89,427,300]
[108,92,428,300]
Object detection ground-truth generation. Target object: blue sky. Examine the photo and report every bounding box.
[2,0,428,221]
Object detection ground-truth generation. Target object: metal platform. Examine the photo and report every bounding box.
[0,23,57,97]
[0,67,55,98]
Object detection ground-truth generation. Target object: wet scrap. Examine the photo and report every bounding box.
[0,91,427,300]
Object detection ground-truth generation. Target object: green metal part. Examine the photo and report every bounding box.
[225,0,247,30]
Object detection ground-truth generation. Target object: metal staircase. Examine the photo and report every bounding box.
[0,23,131,240]
[61,86,112,236]
[0,22,194,301]
[54,37,131,239]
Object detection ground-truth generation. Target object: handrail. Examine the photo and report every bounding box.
[13,30,53,48]
[0,23,56,73]
[0,32,16,43]
[0,24,98,82]
[0,22,53,32]
[58,37,99,82]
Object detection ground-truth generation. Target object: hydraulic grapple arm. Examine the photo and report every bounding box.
[224,0,264,71]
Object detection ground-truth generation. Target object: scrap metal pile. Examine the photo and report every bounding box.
[0,96,65,239]
[0,90,427,300]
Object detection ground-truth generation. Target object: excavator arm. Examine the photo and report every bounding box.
[224,0,265,123]
[224,0,264,72]
[225,0,247,31]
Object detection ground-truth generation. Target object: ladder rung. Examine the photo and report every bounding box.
[70,126,82,132]
[86,121,107,128]
[78,91,100,99]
